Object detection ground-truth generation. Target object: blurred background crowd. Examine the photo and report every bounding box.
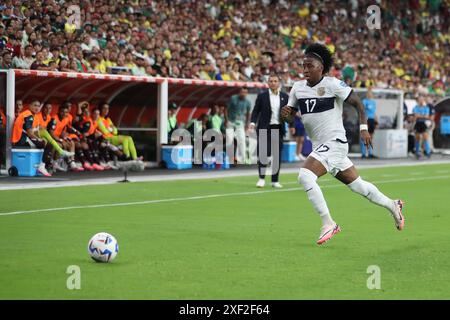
[0,0,448,97]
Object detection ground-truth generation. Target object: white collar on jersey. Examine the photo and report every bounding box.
[306,76,325,88]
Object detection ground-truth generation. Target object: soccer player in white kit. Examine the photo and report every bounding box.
[281,44,405,245]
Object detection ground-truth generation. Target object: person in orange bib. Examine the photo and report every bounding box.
[48,103,84,172]
[35,102,74,160]
[0,108,5,130]
[72,101,106,171]
[11,100,52,176]
[0,107,6,166]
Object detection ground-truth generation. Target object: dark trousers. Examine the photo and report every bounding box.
[257,124,283,182]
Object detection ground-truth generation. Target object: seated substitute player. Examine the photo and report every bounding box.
[98,102,142,162]
[0,107,6,165]
[90,107,122,169]
[281,43,405,245]
[72,101,106,171]
[0,107,5,129]
[15,100,24,117]
[48,104,84,172]
[11,100,52,176]
[74,102,123,170]
[35,102,75,163]
[61,101,95,170]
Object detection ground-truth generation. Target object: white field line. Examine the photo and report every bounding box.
[284,178,331,185]
[1,175,449,217]
[0,159,449,191]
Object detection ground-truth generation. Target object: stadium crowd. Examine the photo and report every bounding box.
[0,0,448,97]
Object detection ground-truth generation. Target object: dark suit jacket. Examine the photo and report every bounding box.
[251,89,289,136]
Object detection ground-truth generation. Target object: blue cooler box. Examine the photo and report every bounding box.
[282,138,313,162]
[282,141,296,162]
[441,116,450,134]
[11,148,44,176]
[162,145,193,170]
[215,152,230,170]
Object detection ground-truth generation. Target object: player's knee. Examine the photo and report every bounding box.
[298,168,318,190]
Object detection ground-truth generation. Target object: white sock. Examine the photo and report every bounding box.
[347,177,395,212]
[298,168,334,226]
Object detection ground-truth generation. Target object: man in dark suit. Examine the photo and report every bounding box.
[249,74,289,188]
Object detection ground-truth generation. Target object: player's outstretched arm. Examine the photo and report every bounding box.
[346,91,372,148]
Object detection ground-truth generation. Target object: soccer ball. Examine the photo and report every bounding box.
[87,232,119,263]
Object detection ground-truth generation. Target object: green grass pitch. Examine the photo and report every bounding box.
[0,163,449,299]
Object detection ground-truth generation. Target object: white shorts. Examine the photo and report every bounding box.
[309,139,354,176]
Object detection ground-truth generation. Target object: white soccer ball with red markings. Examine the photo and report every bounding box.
[88,232,119,263]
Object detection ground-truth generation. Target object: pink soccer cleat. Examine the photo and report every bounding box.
[91,163,105,171]
[391,200,405,231]
[317,223,341,245]
[69,161,84,172]
[83,162,95,171]
[37,163,52,177]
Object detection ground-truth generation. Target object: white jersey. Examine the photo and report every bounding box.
[288,76,352,147]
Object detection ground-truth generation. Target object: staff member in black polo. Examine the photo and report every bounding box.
[249,73,289,188]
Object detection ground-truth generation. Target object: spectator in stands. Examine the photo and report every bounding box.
[0,50,12,69]
[69,59,80,72]
[0,0,448,97]
[226,87,251,164]
[87,55,102,74]
[50,47,61,65]
[12,44,33,69]
[58,58,72,72]
[11,100,52,176]
[230,62,244,81]
[30,51,51,71]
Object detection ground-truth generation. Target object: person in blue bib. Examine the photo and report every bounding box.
[413,96,431,158]
[361,88,377,158]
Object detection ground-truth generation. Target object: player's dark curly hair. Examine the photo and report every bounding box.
[304,43,333,74]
